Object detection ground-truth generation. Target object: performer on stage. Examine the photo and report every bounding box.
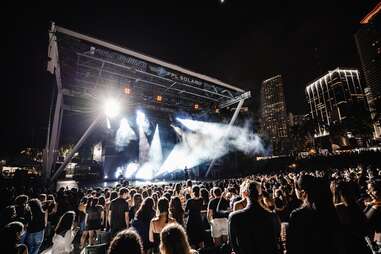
[184,166,189,180]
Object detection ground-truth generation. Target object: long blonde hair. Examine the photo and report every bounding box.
[160,223,192,254]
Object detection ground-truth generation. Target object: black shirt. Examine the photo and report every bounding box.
[110,197,129,231]
[229,202,278,254]
[208,197,230,219]
[28,210,45,233]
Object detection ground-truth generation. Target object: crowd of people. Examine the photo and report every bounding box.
[0,166,380,254]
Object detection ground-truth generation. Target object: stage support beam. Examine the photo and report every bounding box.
[49,115,102,185]
[205,99,245,178]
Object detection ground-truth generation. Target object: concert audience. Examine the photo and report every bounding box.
[0,166,380,254]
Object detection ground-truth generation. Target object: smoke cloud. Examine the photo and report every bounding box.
[158,119,264,174]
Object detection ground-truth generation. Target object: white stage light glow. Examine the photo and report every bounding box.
[136,110,150,134]
[103,98,120,118]
[124,162,140,178]
[137,125,163,180]
[115,118,137,151]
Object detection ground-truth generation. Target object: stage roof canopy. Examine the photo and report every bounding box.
[49,24,250,113]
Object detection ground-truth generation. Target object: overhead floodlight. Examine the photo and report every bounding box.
[103,98,120,118]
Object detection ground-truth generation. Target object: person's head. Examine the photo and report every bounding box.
[14,195,28,207]
[108,229,143,254]
[28,198,44,216]
[55,211,75,235]
[160,223,192,254]
[98,196,106,207]
[110,191,118,201]
[136,197,154,221]
[119,188,129,199]
[133,193,143,207]
[213,187,222,198]
[200,188,209,203]
[1,221,25,249]
[163,192,171,201]
[368,179,381,200]
[246,181,262,202]
[192,185,200,198]
[170,196,183,214]
[296,175,317,204]
[38,194,47,203]
[157,197,169,214]
[47,194,55,202]
[174,183,182,194]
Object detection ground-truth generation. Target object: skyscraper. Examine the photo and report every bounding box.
[305,68,369,145]
[354,2,381,139]
[261,75,289,155]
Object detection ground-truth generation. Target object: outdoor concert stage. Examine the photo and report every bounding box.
[44,23,251,185]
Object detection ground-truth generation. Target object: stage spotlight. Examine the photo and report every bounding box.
[124,86,131,95]
[103,98,120,118]
[193,103,199,110]
[156,95,162,102]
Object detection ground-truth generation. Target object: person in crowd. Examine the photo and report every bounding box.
[229,180,279,254]
[169,196,184,226]
[85,197,104,245]
[334,181,371,254]
[207,187,230,246]
[109,188,129,235]
[185,185,204,249]
[107,229,143,254]
[50,211,79,254]
[78,197,88,249]
[233,180,248,211]
[14,195,31,238]
[1,221,28,254]
[1,205,17,228]
[160,223,198,254]
[129,193,143,224]
[364,178,381,250]
[149,198,175,253]
[287,175,344,254]
[132,197,156,252]
[25,199,47,254]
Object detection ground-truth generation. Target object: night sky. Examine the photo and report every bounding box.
[2,0,379,157]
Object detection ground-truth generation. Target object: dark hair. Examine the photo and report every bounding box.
[192,185,200,198]
[186,180,192,187]
[28,198,45,221]
[133,193,143,207]
[98,196,106,207]
[201,188,209,204]
[110,191,118,201]
[158,197,170,223]
[160,223,192,254]
[119,188,129,196]
[108,229,143,254]
[14,195,28,206]
[136,197,154,221]
[38,194,47,203]
[164,192,171,201]
[55,211,75,235]
[169,196,184,225]
[1,221,24,251]
[213,187,222,197]
[247,181,261,201]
